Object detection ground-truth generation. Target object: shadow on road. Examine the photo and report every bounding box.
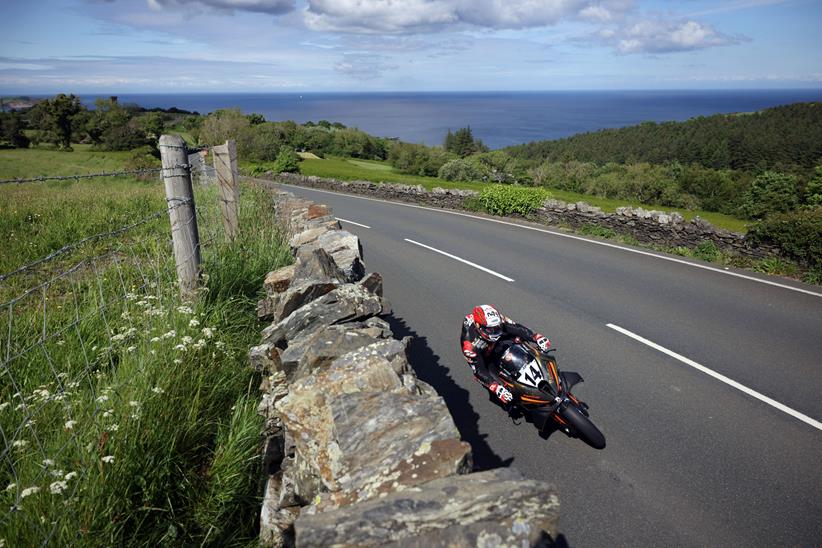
[384,313,513,471]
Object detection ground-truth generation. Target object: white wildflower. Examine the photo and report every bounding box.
[181,336,193,345]
[5,483,15,492]
[126,346,136,353]
[42,459,54,467]
[151,386,165,395]
[21,486,39,498]
[214,341,226,350]
[176,305,193,314]
[109,424,119,432]
[64,420,76,430]
[50,469,64,478]
[150,337,160,343]
[120,311,131,320]
[96,395,109,403]
[12,440,28,449]
[125,292,138,301]
[15,403,27,412]
[103,409,113,419]
[111,333,126,342]
[201,327,214,338]
[49,481,68,495]
[56,340,65,347]
[162,330,177,339]
[64,472,78,481]
[173,359,182,365]
[173,344,186,351]
[192,339,206,351]
[136,300,148,307]
[188,318,200,328]
[145,295,157,301]
[101,455,115,464]
[150,350,156,356]
[125,327,137,337]
[0,402,9,411]
[129,401,140,407]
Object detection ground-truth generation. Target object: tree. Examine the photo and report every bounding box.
[0,111,30,148]
[805,166,822,208]
[30,94,83,150]
[739,171,800,219]
[444,126,488,157]
[246,113,266,125]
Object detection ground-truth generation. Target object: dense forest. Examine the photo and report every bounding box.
[506,102,822,174]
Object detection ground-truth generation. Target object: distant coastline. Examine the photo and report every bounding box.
[15,89,822,148]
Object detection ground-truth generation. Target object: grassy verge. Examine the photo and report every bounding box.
[1,148,290,545]
[250,155,749,233]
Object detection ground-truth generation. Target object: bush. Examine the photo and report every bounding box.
[739,171,800,219]
[477,185,549,216]
[438,158,488,182]
[693,240,721,262]
[272,147,301,174]
[388,142,452,176]
[748,206,822,267]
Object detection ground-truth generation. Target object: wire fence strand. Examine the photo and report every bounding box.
[0,141,243,544]
[0,164,192,186]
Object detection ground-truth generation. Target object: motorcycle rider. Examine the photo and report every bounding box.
[461,304,551,404]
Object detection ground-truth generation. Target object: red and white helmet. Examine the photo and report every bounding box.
[472,304,503,342]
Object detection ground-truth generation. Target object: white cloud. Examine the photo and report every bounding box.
[601,18,739,54]
[334,54,398,79]
[304,0,634,34]
[146,0,295,14]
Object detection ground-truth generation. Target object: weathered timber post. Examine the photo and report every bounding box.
[212,139,240,242]
[159,134,201,296]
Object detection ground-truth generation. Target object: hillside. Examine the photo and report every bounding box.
[505,102,822,173]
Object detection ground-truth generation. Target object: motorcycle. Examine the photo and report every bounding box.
[492,339,606,449]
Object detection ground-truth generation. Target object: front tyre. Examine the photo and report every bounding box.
[560,404,606,449]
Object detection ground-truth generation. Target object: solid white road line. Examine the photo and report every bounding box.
[404,238,515,282]
[336,217,371,229]
[607,323,822,432]
[275,182,822,298]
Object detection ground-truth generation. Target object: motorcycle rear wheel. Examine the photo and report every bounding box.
[559,404,606,449]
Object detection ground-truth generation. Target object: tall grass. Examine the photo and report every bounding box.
[1,151,290,546]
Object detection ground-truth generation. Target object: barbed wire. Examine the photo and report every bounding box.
[0,198,193,284]
[0,164,191,186]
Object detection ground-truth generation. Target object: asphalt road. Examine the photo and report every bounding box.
[275,182,822,547]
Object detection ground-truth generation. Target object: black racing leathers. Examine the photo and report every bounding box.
[460,313,536,388]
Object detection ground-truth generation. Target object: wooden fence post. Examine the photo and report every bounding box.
[212,140,240,242]
[159,134,201,296]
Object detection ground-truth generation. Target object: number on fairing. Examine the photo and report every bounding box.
[517,360,544,387]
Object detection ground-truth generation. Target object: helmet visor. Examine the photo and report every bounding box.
[484,325,502,341]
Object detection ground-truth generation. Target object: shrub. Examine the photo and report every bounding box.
[747,206,822,267]
[739,171,800,219]
[578,224,616,239]
[477,185,549,216]
[693,240,721,262]
[438,158,488,182]
[804,166,822,207]
[272,147,301,174]
[388,142,452,176]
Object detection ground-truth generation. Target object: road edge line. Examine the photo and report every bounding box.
[274,182,822,298]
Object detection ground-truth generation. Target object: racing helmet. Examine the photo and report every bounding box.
[472,304,504,342]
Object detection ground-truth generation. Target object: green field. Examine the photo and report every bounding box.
[292,156,749,233]
[0,146,289,545]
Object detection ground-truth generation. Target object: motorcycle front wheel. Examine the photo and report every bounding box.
[559,404,606,449]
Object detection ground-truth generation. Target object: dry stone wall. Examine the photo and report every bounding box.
[268,172,781,261]
[252,186,560,547]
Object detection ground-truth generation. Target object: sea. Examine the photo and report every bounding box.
[81,89,822,150]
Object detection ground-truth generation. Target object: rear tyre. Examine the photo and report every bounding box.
[560,404,606,449]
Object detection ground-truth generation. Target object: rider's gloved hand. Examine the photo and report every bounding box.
[489,382,513,404]
[534,334,551,353]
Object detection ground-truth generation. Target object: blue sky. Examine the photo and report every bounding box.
[1,0,820,93]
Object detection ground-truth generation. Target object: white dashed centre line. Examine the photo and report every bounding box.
[404,238,515,282]
[607,323,822,432]
[336,217,371,229]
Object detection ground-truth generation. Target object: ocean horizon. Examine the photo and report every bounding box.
[73,89,822,149]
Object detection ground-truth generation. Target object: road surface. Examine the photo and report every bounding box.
[274,182,822,547]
